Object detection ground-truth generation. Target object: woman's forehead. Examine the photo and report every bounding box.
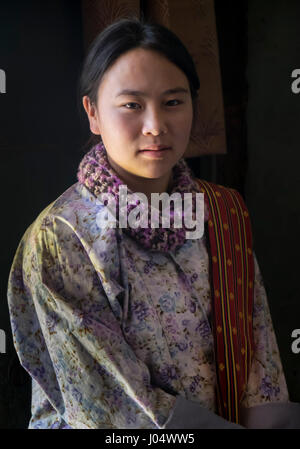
[98,47,189,94]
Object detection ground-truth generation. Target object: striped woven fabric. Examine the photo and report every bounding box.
[197,179,255,424]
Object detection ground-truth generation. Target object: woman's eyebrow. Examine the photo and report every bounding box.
[115,87,189,97]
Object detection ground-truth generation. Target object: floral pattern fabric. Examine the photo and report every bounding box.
[7,181,289,429]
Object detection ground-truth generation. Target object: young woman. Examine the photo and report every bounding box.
[7,18,299,429]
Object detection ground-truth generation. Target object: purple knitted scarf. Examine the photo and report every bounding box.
[77,142,208,252]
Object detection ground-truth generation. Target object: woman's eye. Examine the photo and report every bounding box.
[124,102,141,109]
[166,99,182,106]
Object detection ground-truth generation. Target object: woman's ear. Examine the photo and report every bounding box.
[82,96,101,135]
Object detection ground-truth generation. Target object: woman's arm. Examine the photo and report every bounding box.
[8,216,176,429]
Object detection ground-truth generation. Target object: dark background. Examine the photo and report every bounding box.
[0,0,299,429]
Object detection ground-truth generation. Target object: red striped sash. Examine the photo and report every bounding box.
[197,179,255,424]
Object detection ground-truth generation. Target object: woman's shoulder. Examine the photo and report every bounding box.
[18,182,112,256]
[195,178,248,210]
[195,178,243,196]
[10,182,122,293]
[29,182,103,231]
[44,181,99,221]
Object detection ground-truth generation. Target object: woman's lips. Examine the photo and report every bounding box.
[138,147,171,157]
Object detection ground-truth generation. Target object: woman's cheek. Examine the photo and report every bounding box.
[176,116,193,138]
[175,106,193,126]
[117,113,141,135]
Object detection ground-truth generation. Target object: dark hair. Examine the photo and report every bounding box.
[78,17,200,149]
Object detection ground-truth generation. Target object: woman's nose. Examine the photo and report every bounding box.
[142,108,168,136]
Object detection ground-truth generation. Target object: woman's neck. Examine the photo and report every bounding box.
[107,155,174,201]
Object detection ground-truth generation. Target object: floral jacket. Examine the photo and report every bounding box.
[7,182,291,429]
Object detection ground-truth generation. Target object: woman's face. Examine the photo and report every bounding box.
[83,47,193,192]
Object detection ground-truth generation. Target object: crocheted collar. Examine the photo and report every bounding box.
[77,142,208,253]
